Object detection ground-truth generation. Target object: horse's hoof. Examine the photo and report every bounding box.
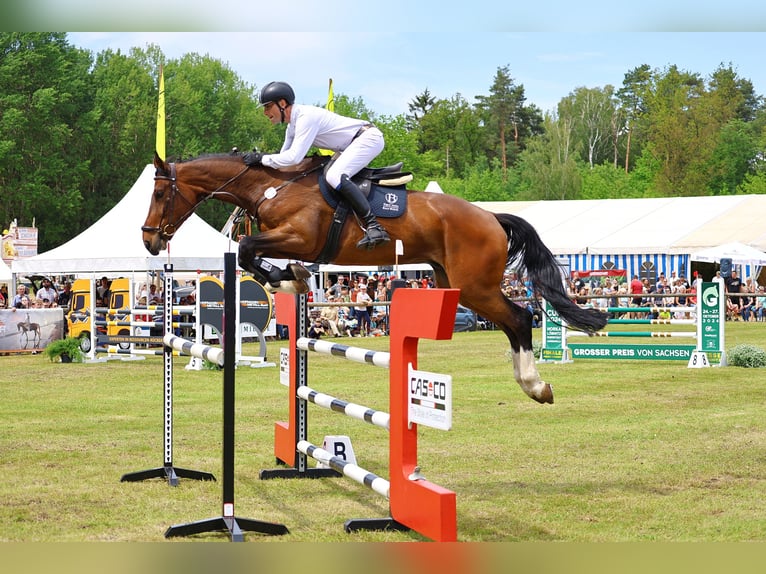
[288,263,311,281]
[533,383,554,404]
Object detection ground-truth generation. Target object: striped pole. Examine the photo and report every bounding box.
[606,318,696,325]
[296,386,390,430]
[163,333,224,367]
[567,331,696,338]
[296,337,390,368]
[298,440,390,499]
[603,306,696,313]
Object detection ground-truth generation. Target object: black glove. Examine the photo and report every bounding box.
[243,150,263,166]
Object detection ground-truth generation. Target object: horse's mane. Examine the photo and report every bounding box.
[179,152,329,176]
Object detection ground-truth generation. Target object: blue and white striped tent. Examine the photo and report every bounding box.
[475,195,766,283]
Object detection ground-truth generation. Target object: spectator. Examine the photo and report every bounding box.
[591,287,608,312]
[726,296,742,321]
[57,282,72,309]
[628,274,644,318]
[712,270,724,285]
[641,278,656,316]
[308,318,326,339]
[754,286,766,321]
[14,294,31,309]
[724,270,744,320]
[325,275,346,300]
[570,271,586,303]
[11,285,29,308]
[36,277,58,304]
[354,285,372,335]
[96,276,111,306]
[148,283,161,304]
[319,296,342,337]
[136,282,148,303]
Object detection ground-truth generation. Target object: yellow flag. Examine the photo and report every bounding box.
[326,77,334,112]
[318,78,334,156]
[156,66,166,161]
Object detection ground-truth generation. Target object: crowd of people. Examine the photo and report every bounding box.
[718,269,766,322]
[0,277,72,311]
[311,273,398,338]
[0,275,198,313]
[557,269,766,322]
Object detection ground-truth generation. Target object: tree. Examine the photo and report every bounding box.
[0,33,96,250]
[86,47,157,227]
[617,64,652,173]
[642,65,707,195]
[406,88,435,134]
[516,112,581,200]
[475,65,538,181]
[559,85,618,169]
[705,119,759,194]
[417,94,482,178]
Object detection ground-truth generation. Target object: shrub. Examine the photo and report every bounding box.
[727,344,766,368]
[42,337,84,363]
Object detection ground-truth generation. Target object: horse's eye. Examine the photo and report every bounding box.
[154,189,165,200]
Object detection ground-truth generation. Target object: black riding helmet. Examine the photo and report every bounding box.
[260,81,294,124]
[259,81,295,106]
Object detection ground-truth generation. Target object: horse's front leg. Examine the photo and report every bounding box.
[238,234,312,294]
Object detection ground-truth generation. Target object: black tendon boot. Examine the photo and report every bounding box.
[254,258,287,286]
[338,174,390,249]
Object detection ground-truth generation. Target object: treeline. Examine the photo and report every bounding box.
[2,33,765,251]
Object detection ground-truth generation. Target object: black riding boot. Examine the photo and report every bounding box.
[338,174,390,250]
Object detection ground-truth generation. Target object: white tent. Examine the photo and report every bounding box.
[474,194,766,281]
[690,242,766,280]
[12,165,238,275]
[690,241,766,265]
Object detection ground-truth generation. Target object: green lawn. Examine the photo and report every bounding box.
[1,322,765,543]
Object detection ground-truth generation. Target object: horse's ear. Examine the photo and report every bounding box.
[153,151,167,172]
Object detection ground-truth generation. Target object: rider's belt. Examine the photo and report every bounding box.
[352,124,375,140]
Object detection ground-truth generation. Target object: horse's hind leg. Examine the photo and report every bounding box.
[476,293,553,404]
[440,268,553,404]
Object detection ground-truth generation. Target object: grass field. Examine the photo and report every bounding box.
[1,322,765,543]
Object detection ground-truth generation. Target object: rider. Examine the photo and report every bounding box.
[242,81,390,250]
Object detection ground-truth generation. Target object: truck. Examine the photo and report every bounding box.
[66,277,136,352]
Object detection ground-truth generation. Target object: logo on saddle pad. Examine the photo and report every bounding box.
[378,191,402,216]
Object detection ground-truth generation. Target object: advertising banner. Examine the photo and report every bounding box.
[0,308,65,352]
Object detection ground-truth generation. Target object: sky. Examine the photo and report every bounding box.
[66,31,766,118]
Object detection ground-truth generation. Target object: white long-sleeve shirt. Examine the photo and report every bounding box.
[261,105,368,169]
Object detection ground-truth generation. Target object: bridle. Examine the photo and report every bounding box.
[141,161,249,241]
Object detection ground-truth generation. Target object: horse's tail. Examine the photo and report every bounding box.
[495,213,607,333]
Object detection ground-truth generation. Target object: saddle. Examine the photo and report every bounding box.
[318,162,412,218]
[315,161,413,263]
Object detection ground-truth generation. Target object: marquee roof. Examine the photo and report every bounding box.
[474,194,766,256]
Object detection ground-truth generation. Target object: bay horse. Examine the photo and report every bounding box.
[142,152,606,404]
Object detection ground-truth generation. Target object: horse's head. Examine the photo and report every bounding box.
[142,152,188,255]
[142,152,249,255]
